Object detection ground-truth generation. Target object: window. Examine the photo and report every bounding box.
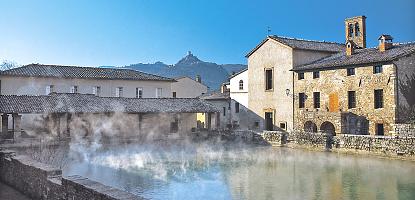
[298,73,304,80]
[374,89,383,109]
[265,69,273,90]
[348,23,354,37]
[313,71,320,79]
[313,92,320,109]
[373,65,383,74]
[235,102,240,113]
[172,92,177,98]
[299,93,305,108]
[348,91,356,109]
[156,88,162,98]
[92,86,101,96]
[376,123,384,135]
[254,121,259,128]
[355,23,360,36]
[70,86,78,93]
[136,87,143,98]
[223,107,226,116]
[280,122,287,130]
[239,80,244,90]
[45,85,54,95]
[347,68,355,76]
[116,87,123,97]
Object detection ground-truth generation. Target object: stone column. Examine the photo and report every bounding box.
[12,114,22,140]
[207,113,212,130]
[1,114,9,136]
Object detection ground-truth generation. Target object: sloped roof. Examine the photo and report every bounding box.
[246,35,344,57]
[229,68,248,79]
[0,93,220,114]
[199,91,230,100]
[0,64,174,81]
[293,42,415,71]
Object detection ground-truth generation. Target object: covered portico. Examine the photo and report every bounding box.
[0,93,220,141]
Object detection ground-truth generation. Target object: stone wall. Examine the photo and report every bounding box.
[392,123,415,137]
[0,150,143,200]
[294,63,397,135]
[260,131,415,158]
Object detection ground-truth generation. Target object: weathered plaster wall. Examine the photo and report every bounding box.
[247,39,294,131]
[0,76,172,98]
[294,64,397,135]
[171,77,207,98]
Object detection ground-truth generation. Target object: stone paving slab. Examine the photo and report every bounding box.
[0,181,32,200]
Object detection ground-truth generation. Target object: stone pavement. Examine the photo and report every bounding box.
[0,181,32,200]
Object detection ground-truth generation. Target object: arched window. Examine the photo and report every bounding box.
[355,23,360,36]
[239,80,244,90]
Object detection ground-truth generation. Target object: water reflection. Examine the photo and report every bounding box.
[55,144,415,200]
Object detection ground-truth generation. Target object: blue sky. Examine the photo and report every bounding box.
[0,0,414,66]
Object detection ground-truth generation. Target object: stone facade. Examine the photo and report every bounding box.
[0,150,142,200]
[294,63,397,135]
[294,55,415,136]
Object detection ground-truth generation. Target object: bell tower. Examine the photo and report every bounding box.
[345,16,366,48]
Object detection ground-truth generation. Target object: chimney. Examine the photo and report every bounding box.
[195,75,201,83]
[346,40,355,56]
[378,35,393,52]
[345,16,366,48]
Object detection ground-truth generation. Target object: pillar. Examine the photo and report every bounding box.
[2,114,9,136]
[12,114,22,140]
[207,113,212,130]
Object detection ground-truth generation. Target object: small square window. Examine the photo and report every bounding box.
[298,73,304,80]
[254,121,259,128]
[347,68,355,76]
[313,71,320,79]
[279,122,286,130]
[373,65,383,74]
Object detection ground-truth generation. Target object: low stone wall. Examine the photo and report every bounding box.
[393,123,415,137]
[260,131,415,158]
[335,135,415,157]
[0,150,143,200]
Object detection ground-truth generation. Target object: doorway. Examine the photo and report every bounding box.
[265,112,273,131]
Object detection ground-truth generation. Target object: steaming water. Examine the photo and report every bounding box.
[52,141,415,200]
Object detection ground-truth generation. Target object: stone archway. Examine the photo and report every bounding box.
[320,121,336,136]
[304,121,317,133]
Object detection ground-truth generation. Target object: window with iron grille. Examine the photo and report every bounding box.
[348,91,356,109]
[299,93,305,108]
[374,89,383,109]
[313,92,320,108]
[265,69,273,90]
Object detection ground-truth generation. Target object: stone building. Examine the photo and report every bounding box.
[0,64,174,98]
[292,16,415,136]
[245,35,344,132]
